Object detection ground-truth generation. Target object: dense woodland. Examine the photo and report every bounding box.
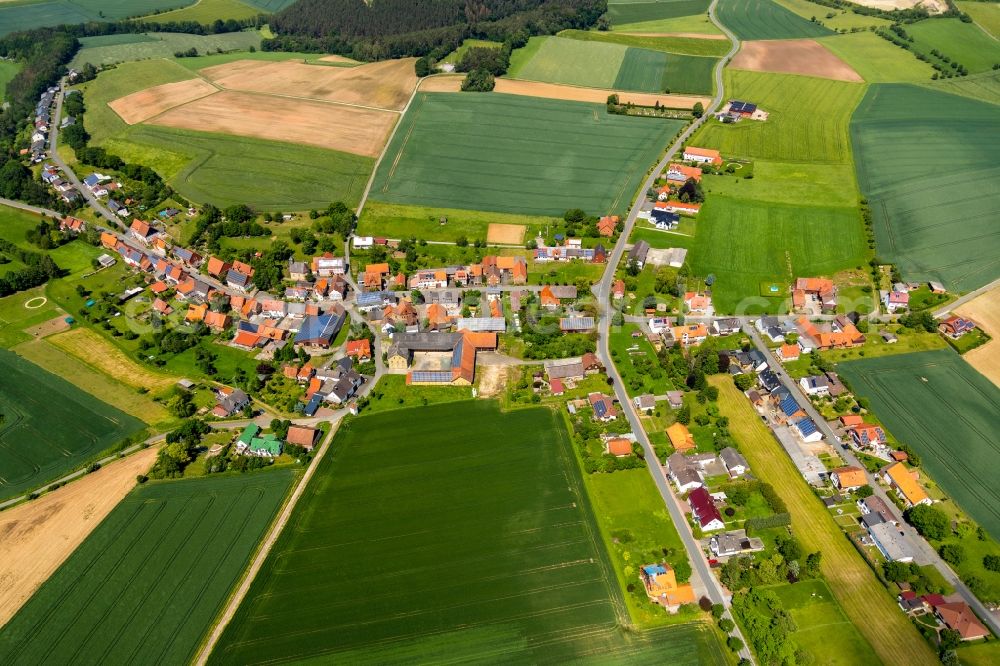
[264,0,605,60]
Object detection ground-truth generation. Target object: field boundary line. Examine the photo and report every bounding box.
[355,84,422,218]
[194,421,342,665]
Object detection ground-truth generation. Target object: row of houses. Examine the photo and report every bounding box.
[406,255,528,290]
[40,164,80,204]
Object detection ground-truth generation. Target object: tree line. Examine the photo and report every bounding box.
[0,239,64,297]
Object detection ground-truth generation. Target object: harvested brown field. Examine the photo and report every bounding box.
[487,223,526,244]
[199,57,418,111]
[108,78,218,125]
[955,286,1000,388]
[0,447,157,627]
[419,76,710,109]
[731,39,863,82]
[317,54,359,64]
[149,90,396,158]
[22,315,68,339]
[47,327,178,392]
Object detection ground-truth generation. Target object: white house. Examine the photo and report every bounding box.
[799,376,829,397]
[882,290,910,312]
[352,236,374,249]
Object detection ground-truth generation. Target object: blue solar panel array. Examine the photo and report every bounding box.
[795,417,817,437]
[593,400,607,419]
[410,371,452,383]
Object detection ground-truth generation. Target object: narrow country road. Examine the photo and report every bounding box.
[593,1,754,660]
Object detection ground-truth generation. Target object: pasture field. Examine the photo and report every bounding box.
[0,469,296,664]
[211,401,726,663]
[775,0,890,30]
[0,60,20,100]
[818,32,936,83]
[907,18,1000,74]
[851,83,1000,292]
[687,195,866,314]
[838,349,1000,540]
[0,349,145,501]
[768,580,880,665]
[690,70,865,163]
[730,39,863,82]
[70,31,262,68]
[559,28,731,57]
[109,125,373,210]
[370,93,679,217]
[958,1,1000,38]
[0,287,62,348]
[0,0,192,36]
[924,69,1000,106]
[141,0,262,22]
[702,161,859,208]
[612,12,723,34]
[716,0,833,41]
[509,36,715,94]
[0,447,157,626]
[609,0,711,27]
[356,201,562,243]
[712,377,936,666]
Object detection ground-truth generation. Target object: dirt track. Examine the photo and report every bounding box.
[109,78,218,125]
[731,39,863,82]
[0,448,157,627]
[955,286,1000,389]
[199,58,418,111]
[419,76,710,109]
[149,90,397,158]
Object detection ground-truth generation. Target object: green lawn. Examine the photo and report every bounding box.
[690,70,865,163]
[716,0,833,40]
[70,30,263,68]
[839,349,1000,541]
[357,201,560,243]
[0,470,296,663]
[818,32,936,83]
[851,83,1000,292]
[687,195,866,314]
[0,349,145,500]
[362,374,473,414]
[0,0,194,36]
[958,1,1000,38]
[559,28,731,58]
[609,0,711,27]
[210,401,726,663]
[370,92,681,217]
[768,580,880,666]
[907,18,1000,74]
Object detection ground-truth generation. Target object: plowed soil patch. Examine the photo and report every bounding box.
[732,39,863,82]
[108,77,218,125]
[956,286,1000,389]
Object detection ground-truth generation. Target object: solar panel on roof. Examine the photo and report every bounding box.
[593,401,607,418]
[796,418,817,436]
[411,371,452,383]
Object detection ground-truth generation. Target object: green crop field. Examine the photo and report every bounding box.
[690,70,864,163]
[851,83,1000,291]
[818,32,936,83]
[0,0,193,36]
[924,69,1000,106]
[716,0,833,40]
[509,36,715,94]
[0,470,295,663]
[775,0,890,30]
[210,401,727,664]
[612,12,722,34]
[141,0,262,22]
[370,92,679,217]
[688,195,866,314]
[70,30,263,68]
[609,0,710,27]
[559,29,731,57]
[0,349,145,500]
[958,1,1000,38]
[907,18,1000,74]
[839,350,1000,540]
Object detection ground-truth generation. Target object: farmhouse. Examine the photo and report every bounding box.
[688,487,725,531]
[658,200,701,216]
[666,422,696,453]
[881,462,930,507]
[666,162,702,184]
[792,277,837,314]
[639,563,695,612]
[387,331,496,385]
[682,147,722,165]
[796,316,865,351]
[286,425,319,450]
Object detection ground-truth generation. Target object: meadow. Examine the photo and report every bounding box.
[509,36,716,94]
[608,0,711,27]
[774,0,890,30]
[0,349,145,500]
[701,161,859,208]
[612,12,722,34]
[687,195,866,314]
[0,0,192,36]
[70,30,263,68]
[0,470,296,663]
[0,60,20,100]
[370,92,679,217]
[957,1,1000,38]
[690,70,865,163]
[838,350,1000,540]
[356,201,562,243]
[818,32,936,83]
[924,69,1000,106]
[141,0,262,22]
[712,377,937,666]
[906,18,1000,74]
[716,0,833,41]
[210,402,725,664]
[558,29,731,58]
[851,83,1000,292]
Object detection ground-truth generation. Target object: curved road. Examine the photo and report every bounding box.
[592,0,752,660]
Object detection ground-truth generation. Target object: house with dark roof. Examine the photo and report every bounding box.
[668,453,703,492]
[628,240,650,269]
[295,312,347,348]
[688,487,724,531]
[720,447,748,477]
[213,387,249,417]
